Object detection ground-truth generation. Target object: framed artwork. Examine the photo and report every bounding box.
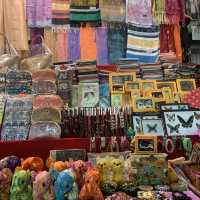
[111,93,123,107]
[109,72,136,88]
[131,90,141,99]
[140,80,157,93]
[162,110,200,136]
[135,135,158,154]
[157,81,177,92]
[142,119,165,136]
[79,83,99,107]
[160,103,190,111]
[162,87,174,99]
[176,79,196,93]
[111,84,125,93]
[125,81,140,92]
[133,97,155,112]
[147,89,164,99]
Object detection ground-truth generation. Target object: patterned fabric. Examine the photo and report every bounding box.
[108,25,127,64]
[26,0,52,27]
[166,0,185,24]
[186,0,200,19]
[68,28,80,62]
[52,0,70,25]
[126,0,152,26]
[152,0,166,24]
[80,27,97,60]
[127,24,160,63]
[105,192,135,200]
[96,27,108,65]
[99,0,126,22]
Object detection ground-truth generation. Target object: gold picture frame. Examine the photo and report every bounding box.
[145,89,164,99]
[176,79,196,93]
[133,97,155,112]
[135,135,158,154]
[156,81,177,93]
[161,87,174,99]
[111,84,125,94]
[111,93,123,107]
[125,81,140,92]
[140,80,157,96]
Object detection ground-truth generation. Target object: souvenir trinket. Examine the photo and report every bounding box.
[0,156,21,171]
[21,157,44,172]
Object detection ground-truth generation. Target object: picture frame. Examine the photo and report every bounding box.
[162,87,174,99]
[111,93,123,107]
[135,135,158,154]
[156,81,177,93]
[125,81,140,92]
[140,80,157,95]
[142,118,165,136]
[146,89,164,99]
[109,72,136,89]
[111,84,125,93]
[162,110,200,136]
[176,79,196,93]
[133,97,155,112]
[131,90,141,99]
[159,103,190,111]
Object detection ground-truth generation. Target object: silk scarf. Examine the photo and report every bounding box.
[126,0,152,26]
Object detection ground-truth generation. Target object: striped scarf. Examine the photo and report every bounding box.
[52,0,70,25]
[126,24,160,63]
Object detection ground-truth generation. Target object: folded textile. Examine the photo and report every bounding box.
[26,0,52,27]
[127,24,160,63]
[96,27,108,65]
[126,0,152,26]
[99,0,126,22]
[70,8,101,22]
[52,0,70,25]
[70,0,98,8]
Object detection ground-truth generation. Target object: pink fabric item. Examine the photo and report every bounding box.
[126,0,153,26]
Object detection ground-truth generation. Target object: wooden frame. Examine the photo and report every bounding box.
[135,135,158,154]
[109,72,136,90]
[140,80,157,95]
[161,87,174,99]
[176,79,196,93]
[125,81,140,92]
[131,90,141,99]
[111,93,123,107]
[156,81,177,93]
[111,84,125,94]
[145,89,164,99]
[133,97,155,112]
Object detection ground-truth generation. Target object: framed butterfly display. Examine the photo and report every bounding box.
[142,119,165,136]
[163,110,200,136]
[133,97,155,112]
[160,103,190,111]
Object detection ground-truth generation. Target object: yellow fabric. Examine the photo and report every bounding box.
[52,3,70,10]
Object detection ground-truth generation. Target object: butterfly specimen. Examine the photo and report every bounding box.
[177,115,194,128]
[167,124,180,134]
[194,112,200,120]
[146,124,157,133]
[136,117,141,125]
[166,113,175,122]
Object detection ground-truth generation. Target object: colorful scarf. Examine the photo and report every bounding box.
[127,24,160,63]
[80,27,97,60]
[96,27,108,65]
[26,0,52,27]
[68,28,80,62]
[152,0,166,24]
[52,0,70,25]
[70,8,101,22]
[108,24,127,64]
[99,0,126,22]
[166,0,185,24]
[126,0,153,26]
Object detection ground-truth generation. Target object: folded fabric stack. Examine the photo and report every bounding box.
[141,64,163,80]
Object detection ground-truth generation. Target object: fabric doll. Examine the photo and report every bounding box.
[33,171,55,200]
[50,169,78,200]
[46,157,69,172]
[0,156,21,172]
[0,168,13,200]
[79,168,104,200]
[21,157,44,172]
[9,169,33,200]
[110,157,124,185]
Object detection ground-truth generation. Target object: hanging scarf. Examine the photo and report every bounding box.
[126,0,153,26]
[26,0,52,27]
[96,27,108,65]
[186,0,200,19]
[166,0,185,24]
[80,27,97,60]
[99,0,126,22]
[68,28,80,62]
[152,0,166,24]
[108,24,127,64]
[52,0,70,25]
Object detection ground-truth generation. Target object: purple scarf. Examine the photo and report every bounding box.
[126,0,153,26]
[68,28,80,62]
[26,0,52,27]
[96,27,108,65]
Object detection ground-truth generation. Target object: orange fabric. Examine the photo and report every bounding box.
[22,157,44,172]
[173,24,182,63]
[80,27,97,60]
